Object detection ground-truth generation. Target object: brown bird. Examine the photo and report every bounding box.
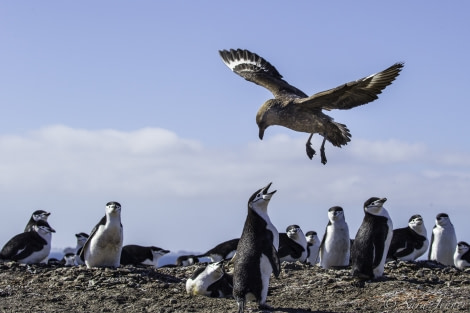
[219,49,404,164]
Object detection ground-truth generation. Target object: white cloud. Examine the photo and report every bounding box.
[0,126,469,255]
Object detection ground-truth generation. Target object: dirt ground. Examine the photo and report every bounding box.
[1,260,469,313]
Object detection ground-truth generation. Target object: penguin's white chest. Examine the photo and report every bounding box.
[431,227,457,265]
[85,224,123,267]
[321,223,350,267]
[186,268,222,296]
[372,218,393,278]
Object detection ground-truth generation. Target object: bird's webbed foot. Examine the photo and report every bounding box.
[258,302,274,311]
[320,136,327,165]
[305,133,316,160]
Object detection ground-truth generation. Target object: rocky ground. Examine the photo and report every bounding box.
[1,260,469,313]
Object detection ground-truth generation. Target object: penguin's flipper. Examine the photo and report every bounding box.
[428,229,435,260]
[80,215,107,261]
[266,244,280,278]
[372,228,388,268]
[393,244,414,259]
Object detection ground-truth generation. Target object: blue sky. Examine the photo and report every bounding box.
[1,1,469,257]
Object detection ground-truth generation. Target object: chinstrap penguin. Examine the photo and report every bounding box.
[0,220,56,264]
[387,214,428,261]
[428,213,457,266]
[320,206,350,269]
[120,245,170,267]
[73,232,89,265]
[79,201,123,268]
[176,254,200,267]
[24,210,51,232]
[63,252,76,267]
[196,238,239,262]
[454,241,470,270]
[305,231,320,265]
[233,182,280,313]
[219,48,404,164]
[351,197,393,280]
[278,225,308,263]
[185,260,233,298]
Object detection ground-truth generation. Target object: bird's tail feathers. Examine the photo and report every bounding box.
[327,122,351,147]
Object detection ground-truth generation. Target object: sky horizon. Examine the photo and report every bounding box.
[1,1,469,259]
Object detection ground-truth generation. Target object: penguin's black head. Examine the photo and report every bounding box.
[363,197,387,215]
[106,201,121,214]
[409,214,422,222]
[457,241,470,254]
[435,213,451,226]
[408,214,423,227]
[286,225,301,232]
[150,246,170,255]
[75,232,89,239]
[248,182,277,207]
[35,220,56,234]
[436,213,449,220]
[286,225,301,238]
[328,206,344,221]
[32,210,51,222]
[305,231,317,237]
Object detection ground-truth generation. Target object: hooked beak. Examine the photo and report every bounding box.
[258,127,265,140]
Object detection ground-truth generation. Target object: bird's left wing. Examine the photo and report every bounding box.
[294,62,404,110]
[219,49,306,98]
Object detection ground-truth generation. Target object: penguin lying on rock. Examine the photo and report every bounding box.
[196,238,239,263]
[387,214,428,262]
[278,225,307,263]
[185,260,233,298]
[0,220,55,264]
[120,245,170,267]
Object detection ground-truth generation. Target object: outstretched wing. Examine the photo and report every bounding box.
[294,62,404,110]
[219,49,307,98]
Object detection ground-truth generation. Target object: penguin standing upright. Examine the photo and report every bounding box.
[319,206,350,269]
[305,231,320,265]
[428,213,457,266]
[351,197,393,280]
[24,210,51,232]
[387,214,428,261]
[233,182,280,313]
[454,241,470,270]
[79,201,123,268]
[278,225,308,263]
[0,220,56,264]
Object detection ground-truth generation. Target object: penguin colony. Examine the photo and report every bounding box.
[0,49,468,312]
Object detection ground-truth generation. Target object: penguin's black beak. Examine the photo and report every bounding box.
[379,198,387,204]
[262,182,277,195]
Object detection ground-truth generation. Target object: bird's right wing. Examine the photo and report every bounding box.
[219,49,307,98]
